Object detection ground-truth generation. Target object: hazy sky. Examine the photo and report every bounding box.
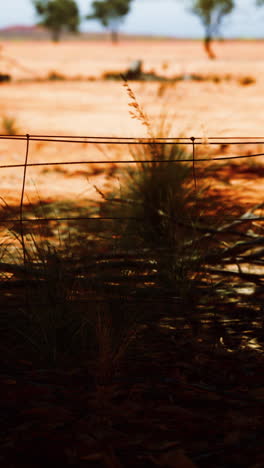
[1,0,264,38]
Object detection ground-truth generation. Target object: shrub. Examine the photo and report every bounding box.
[239,76,256,86]
[1,115,19,135]
[47,70,66,81]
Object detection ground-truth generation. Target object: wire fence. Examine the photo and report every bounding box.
[0,133,263,261]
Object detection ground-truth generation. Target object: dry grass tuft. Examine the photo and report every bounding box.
[1,114,20,135]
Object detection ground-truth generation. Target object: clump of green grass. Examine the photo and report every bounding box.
[98,80,214,298]
[1,227,82,366]
[1,203,144,375]
[0,195,94,366]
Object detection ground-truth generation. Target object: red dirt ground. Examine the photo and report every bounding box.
[0,39,263,207]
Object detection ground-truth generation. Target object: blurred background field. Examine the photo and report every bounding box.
[1,39,264,137]
[0,38,264,208]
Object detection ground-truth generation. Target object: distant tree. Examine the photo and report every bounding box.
[87,0,132,43]
[188,0,234,59]
[32,0,80,42]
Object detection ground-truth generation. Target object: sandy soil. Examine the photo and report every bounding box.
[2,39,264,80]
[0,40,263,209]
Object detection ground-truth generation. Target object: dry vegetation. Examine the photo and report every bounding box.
[0,39,264,468]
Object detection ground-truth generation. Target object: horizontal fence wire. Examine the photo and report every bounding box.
[1,133,264,142]
[1,151,264,169]
[0,217,263,224]
[0,134,263,240]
